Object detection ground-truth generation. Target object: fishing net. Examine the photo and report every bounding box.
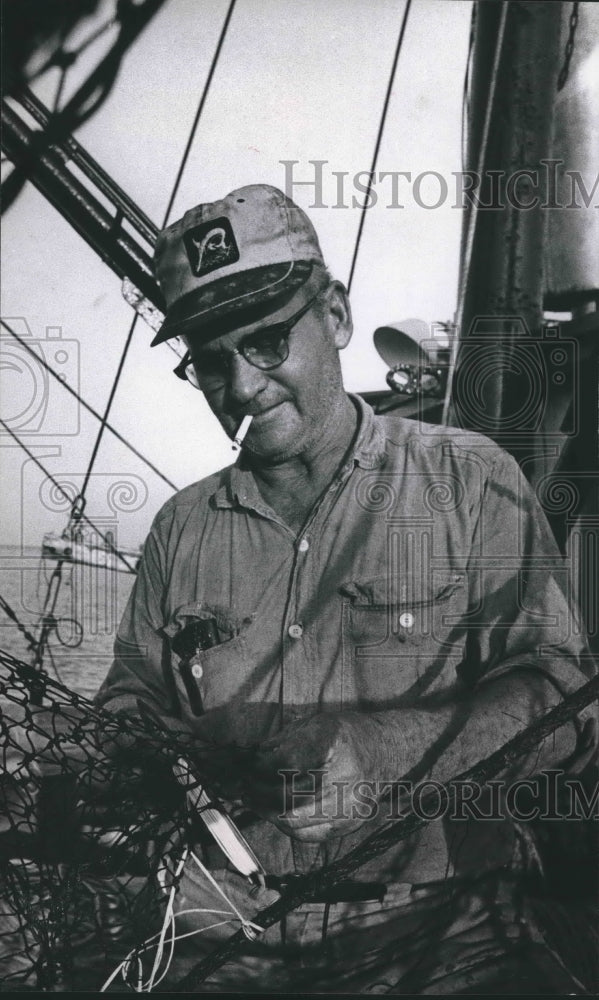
[2,642,598,993]
[0,647,254,992]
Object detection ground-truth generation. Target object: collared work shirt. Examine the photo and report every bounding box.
[96,397,594,883]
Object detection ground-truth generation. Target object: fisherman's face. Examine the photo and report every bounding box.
[184,281,352,464]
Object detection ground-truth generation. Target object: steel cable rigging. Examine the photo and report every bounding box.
[0,0,238,687]
[0,416,136,696]
[347,0,412,295]
[76,0,238,512]
[0,418,137,575]
[1,7,595,993]
[1,318,178,492]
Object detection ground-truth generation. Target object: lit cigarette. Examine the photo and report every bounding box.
[232,414,253,450]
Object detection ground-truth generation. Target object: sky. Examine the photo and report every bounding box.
[1,0,475,550]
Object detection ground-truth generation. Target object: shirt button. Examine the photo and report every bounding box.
[298,538,309,553]
[288,624,303,639]
[399,612,414,629]
[191,662,203,679]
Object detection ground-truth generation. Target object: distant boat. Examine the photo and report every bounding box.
[41,531,141,574]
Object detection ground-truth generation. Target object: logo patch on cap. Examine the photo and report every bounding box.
[183,217,240,278]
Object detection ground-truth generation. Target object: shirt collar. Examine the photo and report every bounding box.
[212,394,387,510]
[349,393,388,470]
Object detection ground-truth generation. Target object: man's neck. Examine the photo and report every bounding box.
[247,394,358,533]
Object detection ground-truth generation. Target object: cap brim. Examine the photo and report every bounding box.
[151,261,314,346]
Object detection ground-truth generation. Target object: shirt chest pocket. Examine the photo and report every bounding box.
[339,572,466,709]
[162,602,254,714]
[189,634,251,712]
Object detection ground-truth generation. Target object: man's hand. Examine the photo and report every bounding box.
[242,712,389,842]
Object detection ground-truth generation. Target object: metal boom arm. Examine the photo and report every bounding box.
[1,92,163,312]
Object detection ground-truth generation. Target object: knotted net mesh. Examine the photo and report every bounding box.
[2,644,598,993]
[0,648,234,991]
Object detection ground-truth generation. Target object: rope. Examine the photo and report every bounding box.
[161,0,237,228]
[2,638,594,990]
[1,319,178,491]
[0,418,137,575]
[44,641,67,686]
[5,0,237,516]
[76,0,237,502]
[0,594,38,649]
[79,312,139,502]
[190,851,262,941]
[31,559,70,690]
[2,0,236,690]
[346,0,412,294]
[0,647,192,990]
[175,671,599,989]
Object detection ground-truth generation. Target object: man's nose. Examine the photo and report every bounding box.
[227,351,268,403]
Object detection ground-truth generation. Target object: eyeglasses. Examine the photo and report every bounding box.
[173,287,327,390]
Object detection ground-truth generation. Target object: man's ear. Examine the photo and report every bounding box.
[325,281,353,350]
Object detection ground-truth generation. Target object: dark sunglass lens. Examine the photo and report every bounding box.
[194,352,227,381]
[243,329,288,369]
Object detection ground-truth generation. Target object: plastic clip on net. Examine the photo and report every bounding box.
[135,700,267,887]
[173,758,266,888]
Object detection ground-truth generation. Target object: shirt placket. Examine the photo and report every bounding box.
[280,465,354,724]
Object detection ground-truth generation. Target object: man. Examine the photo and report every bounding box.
[96,184,595,992]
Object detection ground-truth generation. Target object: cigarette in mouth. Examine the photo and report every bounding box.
[232,414,253,450]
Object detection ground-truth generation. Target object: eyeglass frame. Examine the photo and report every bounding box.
[173,285,328,390]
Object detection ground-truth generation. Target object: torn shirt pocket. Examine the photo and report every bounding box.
[161,602,254,714]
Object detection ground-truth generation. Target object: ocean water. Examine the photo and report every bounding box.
[0,545,136,700]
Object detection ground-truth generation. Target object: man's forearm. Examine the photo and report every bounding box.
[371,671,580,787]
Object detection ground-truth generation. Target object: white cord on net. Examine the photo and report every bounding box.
[99,912,242,993]
[99,846,265,992]
[146,846,190,989]
[190,849,264,941]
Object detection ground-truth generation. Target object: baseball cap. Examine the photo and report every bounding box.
[151,184,326,346]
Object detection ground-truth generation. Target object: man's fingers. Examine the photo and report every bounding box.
[272,810,366,841]
[272,817,337,842]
